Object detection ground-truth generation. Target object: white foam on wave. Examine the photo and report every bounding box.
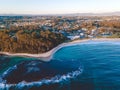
[1,67,83,89]
[16,67,83,89]
[0,83,12,90]
[2,65,17,77]
[0,65,17,90]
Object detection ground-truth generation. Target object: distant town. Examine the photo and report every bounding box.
[0,16,120,39]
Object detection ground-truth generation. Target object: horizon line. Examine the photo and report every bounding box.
[0,11,120,16]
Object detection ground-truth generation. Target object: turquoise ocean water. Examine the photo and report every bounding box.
[0,40,120,90]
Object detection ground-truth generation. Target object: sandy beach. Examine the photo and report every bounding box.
[0,38,120,62]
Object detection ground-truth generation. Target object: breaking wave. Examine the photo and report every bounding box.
[0,67,83,89]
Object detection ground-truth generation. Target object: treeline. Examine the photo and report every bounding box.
[99,20,120,29]
[0,29,66,54]
[81,20,120,29]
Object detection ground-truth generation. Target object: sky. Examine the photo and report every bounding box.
[0,0,120,14]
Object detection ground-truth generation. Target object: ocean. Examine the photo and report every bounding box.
[0,40,120,90]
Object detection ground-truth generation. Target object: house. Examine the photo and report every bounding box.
[80,33,85,38]
[67,35,80,40]
[101,32,112,37]
[82,28,88,31]
[0,25,5,28]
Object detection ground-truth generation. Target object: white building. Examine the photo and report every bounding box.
[0,25,5,28]
[67,35,80,40]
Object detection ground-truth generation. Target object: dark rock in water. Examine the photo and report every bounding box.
[0,54,5,56]
[0,57,10,62]
[0,54,9,57]
[2,60,78,84]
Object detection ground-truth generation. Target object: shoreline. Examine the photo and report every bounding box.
[0,38,120,61]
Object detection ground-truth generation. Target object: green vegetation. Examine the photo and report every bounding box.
[108,33,120,38]
[0,29,66,54]
[0,16,120,54]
